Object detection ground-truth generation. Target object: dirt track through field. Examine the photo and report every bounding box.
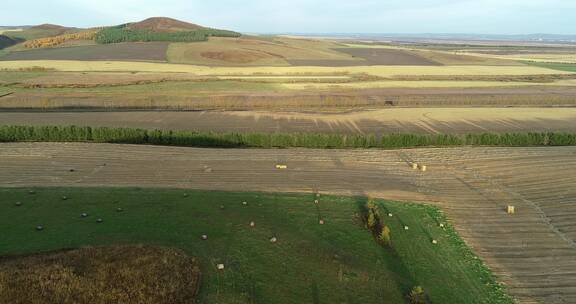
[1,108,576,134]
[1,143,575,303]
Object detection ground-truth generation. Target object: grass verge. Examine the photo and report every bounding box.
[0,187,514,304]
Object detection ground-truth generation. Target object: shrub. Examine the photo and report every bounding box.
[378,225,391,246]
[407,286,427,304]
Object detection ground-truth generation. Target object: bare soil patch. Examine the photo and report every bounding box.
[0,42,169,62]
[289,48,443,66]
[0,245,201,304]
[2,108,576,135]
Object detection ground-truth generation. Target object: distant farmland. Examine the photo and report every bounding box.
[0,42,169,62]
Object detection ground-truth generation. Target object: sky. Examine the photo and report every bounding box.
[1,0,575,34]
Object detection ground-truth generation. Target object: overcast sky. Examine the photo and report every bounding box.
[1,0,575,34]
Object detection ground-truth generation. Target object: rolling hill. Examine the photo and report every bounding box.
[0,35,23,49]
[126,17,206,32]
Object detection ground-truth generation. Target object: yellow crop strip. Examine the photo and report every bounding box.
[0,60,570,76]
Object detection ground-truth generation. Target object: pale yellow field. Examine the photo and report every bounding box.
[0,60,569,76]
[0,28,23,34]
[466,53,576,64]
[281,79,576,89]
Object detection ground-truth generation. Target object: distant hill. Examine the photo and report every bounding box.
[3,24,78,40]
[30,24,71,31]
[126,17,205,33]
[0,35,23,49]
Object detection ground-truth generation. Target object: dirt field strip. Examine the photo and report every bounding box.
[1,143,575,303]
[1,108,576,134]
[0,60,569,76]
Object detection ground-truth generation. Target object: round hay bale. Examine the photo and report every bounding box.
[201,235,208,240]
[116,207,123,212]
[29,190,36,195]
[219,205,225,210]
[217,263,225,270]
[270,237,277,243]
[81,213,88,218]
[36,225,44,231]
[404,226,409,230]
[319,219,325,225]
[62,196,68,201]
[15,201,22,207]
[96,218,103,223]
[388,213,393,217]
[314,200,319,204]
[412,163,418,170]
[183,193,189,198]
[439,223,445,228]
[249,221,255,227]
[242,201,248,206]
[421,165,427,172]
[432,239,438,244]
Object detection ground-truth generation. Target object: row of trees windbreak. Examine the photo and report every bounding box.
[94,27,241,44]
[1,126,576,149]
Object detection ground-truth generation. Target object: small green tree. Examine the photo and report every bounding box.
[407,286,426,304]
[367,211,377,230]
[378,225,391,246]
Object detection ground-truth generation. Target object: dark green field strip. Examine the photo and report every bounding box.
[0,188,513,304]
[1,125,575,149]
[0,126,576,149]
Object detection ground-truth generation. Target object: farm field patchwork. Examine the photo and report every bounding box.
[0,187,511,304]
[1,143,575,303]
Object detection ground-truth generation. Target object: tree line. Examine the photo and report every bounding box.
[24,30,98,49]
[1,126,575,149]
[94,27,241,44]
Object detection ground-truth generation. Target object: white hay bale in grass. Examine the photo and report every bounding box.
[411,163,418,170]
[201,235,208,240]
[249,221,255,227]
[432,239,438,244]
[314,199,319,204]
[420,165,427,172]
[217,264,225,270]
[388,213,393,217]
[15,201,22,206]
[404,226,409,230]
[439,223,445,228]
[507,205,515,215]
[270,237,278,243]
[36,225,44,231]
[242,201,248,206]
[319,219,325,225]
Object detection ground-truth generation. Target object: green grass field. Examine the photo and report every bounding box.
[0,187,512,304]
[526,62,576,73]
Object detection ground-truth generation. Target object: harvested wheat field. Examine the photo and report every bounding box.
[0,245,201,304]
[0,143,575,303]
[1,107,574,134]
